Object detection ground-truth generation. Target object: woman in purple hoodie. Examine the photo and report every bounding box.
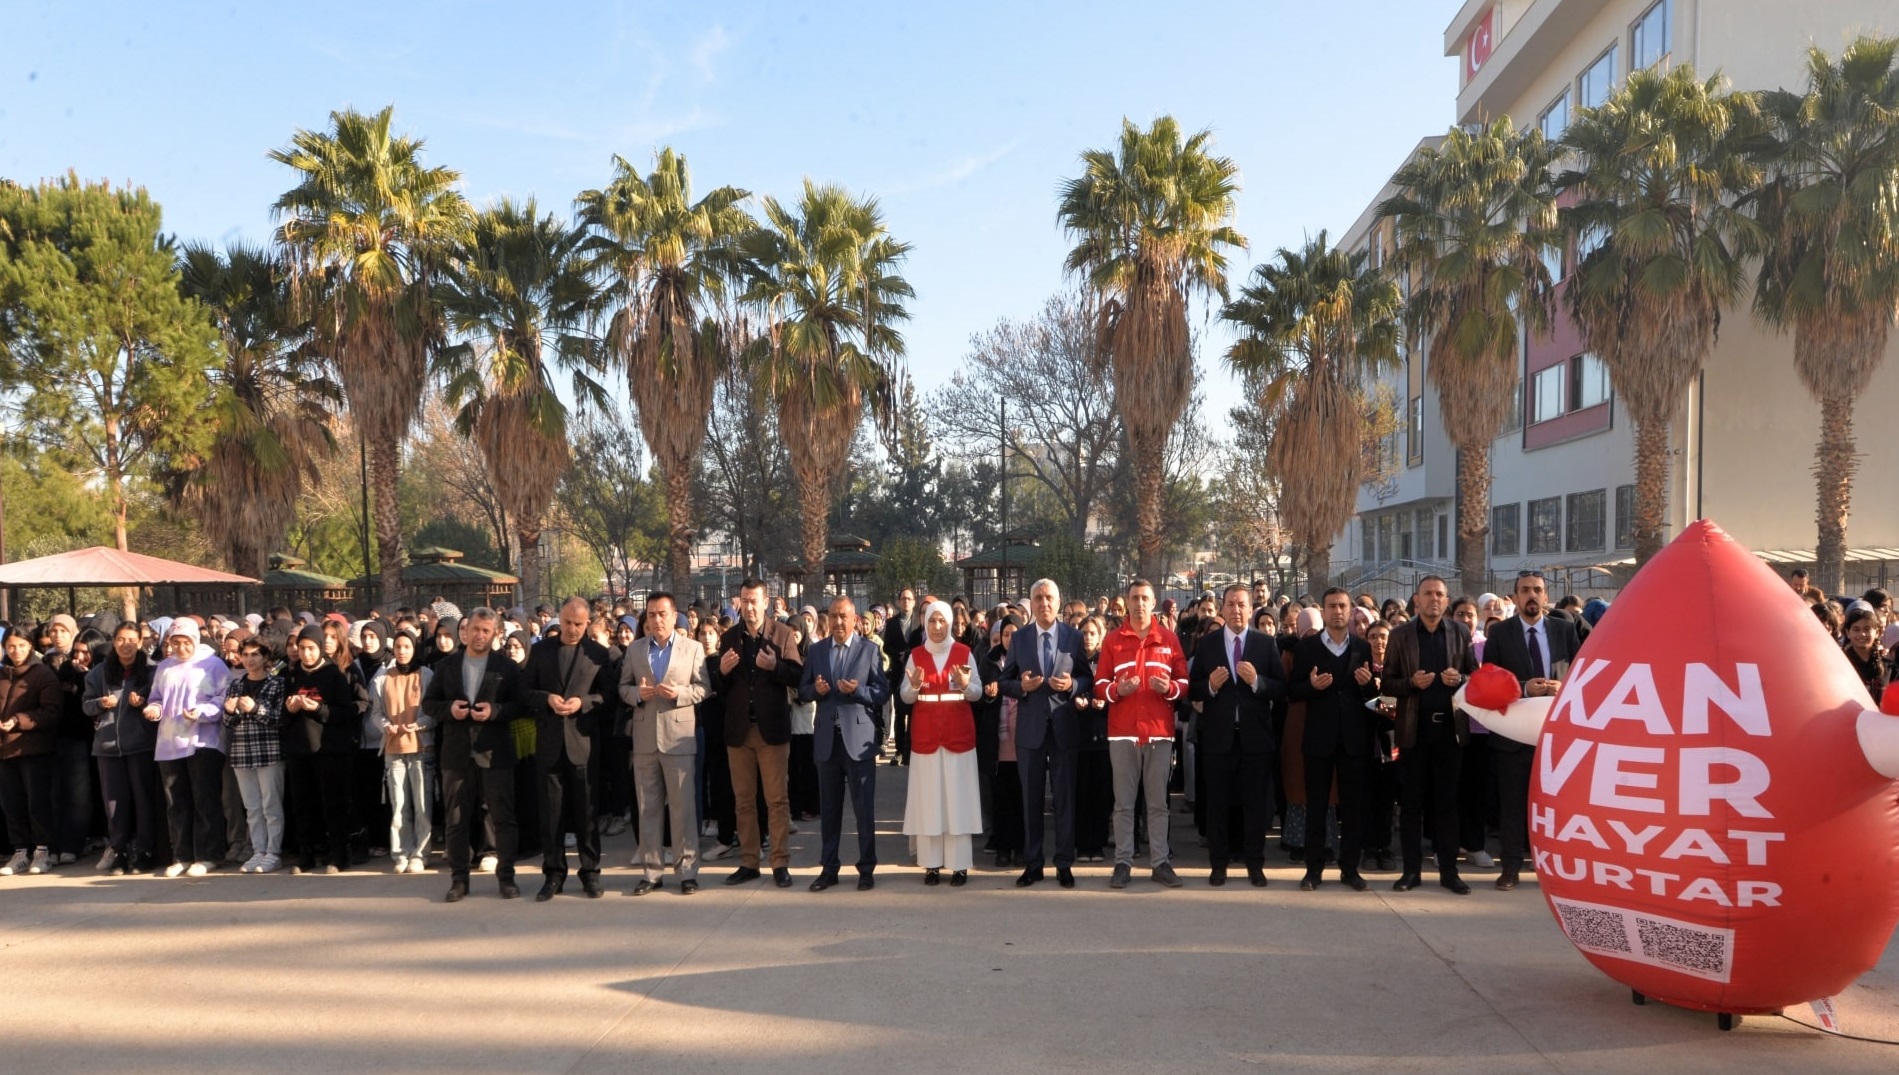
[146,619,231,877]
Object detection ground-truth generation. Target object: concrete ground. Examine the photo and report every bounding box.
[3,764,1897,1074]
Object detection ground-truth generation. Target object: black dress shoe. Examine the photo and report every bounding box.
[856,874,875,891]
[809,873,839,892]
[1393,873,1423,892]
[1496,870,1520,891]
[1015,866,1044,887]
[445,880,469,903]
[1441,876,1472,895]
[581,876,604,899]
[535,879,562,902]
[631,879,662,896]
[773,867,792,888]
[1057,867,1075,889]
[1373,851,1395,872]
[1299,872,1321,891]
[498,881,521,899]
[924,869,941,886]
[680,879,699,895]
[950,870,967,887]
[724,866,761,886]
[1209,864,1227,887]
[1342,874,1370,892]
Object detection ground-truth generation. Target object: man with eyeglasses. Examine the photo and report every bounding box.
[1479,570,1581,891]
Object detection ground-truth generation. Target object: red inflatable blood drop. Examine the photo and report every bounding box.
[1466,663,1522,712]
[1882,680,1899,718]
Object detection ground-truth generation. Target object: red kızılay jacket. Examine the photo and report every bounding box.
[1093,618,1187,743]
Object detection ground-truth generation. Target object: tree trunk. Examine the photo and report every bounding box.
[1812,390,1856,597]
[1631,417,1671,568]
[665,462,694,596]
[1305,543,1332,599]
[1454,441,1490,592]
[795,463,829,601]
[107,420,136,621]
[1131,431,1166,584]
[515,525,541,609]
[370,440,405,608]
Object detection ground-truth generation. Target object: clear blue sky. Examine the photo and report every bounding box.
[4,1,1457,418]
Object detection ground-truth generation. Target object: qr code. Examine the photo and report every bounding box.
[1557,902,1632,953]
[1636,917,1729,976]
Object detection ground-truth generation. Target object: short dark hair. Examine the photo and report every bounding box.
[1791,568,1810,579]
[1127,578,1155,594]
[646,591,676,610]
[738,578,768,595]
[1416,575,1448,593]
[1863,588,1891,609]
[1222,582,1251,602]
[1321,587,1351,601]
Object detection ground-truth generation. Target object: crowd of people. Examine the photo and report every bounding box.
[0,570,1889,902]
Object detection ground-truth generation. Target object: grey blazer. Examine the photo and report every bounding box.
[618,634,709,756]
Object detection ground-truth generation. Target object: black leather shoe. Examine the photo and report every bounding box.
[809,873,839,892]
[444,880,469,903]
[1209,864,1227,887]
[1373,851,1396,872]
[724,866,761,886]
[581,876,604,899]
[498,881,521,899]
[856,874,875,891]
[1343,874,1370,892]
[1015,866,1044,887]
[773,867,792,888]
[1057,866,1075,888]
[1299,872,1321,891]
[950,870,967,887]
[631,879,662,896]
[924,869,941,886]
[1441,876,1472,895]
[536,879,562,902]
[1248,866,1268,888]
[1393,873,1423,892]
[680,879,699,895]
[1496,870,1520,891]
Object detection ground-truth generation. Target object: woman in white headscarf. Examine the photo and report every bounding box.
[147,619,231,877]
[899,600,984,886]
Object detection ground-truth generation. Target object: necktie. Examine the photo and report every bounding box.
[1232,635,1243,682]
[1042,632,1054,678]
[1528,625,1545,679]
[832,641,842,683]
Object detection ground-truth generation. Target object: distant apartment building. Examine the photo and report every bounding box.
[1334,0,1899,594]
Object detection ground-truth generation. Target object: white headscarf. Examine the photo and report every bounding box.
[921,600,955,660]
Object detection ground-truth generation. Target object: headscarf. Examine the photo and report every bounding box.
[148,616,174,641]
[921,599,955,661]
[1295,606,1323,638]
[1581,598,1609,626]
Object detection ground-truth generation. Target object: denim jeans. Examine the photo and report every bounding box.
[232,763,285,857]
[385,753,430,860]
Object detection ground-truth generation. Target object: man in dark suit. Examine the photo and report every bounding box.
[523,596,615,900]
[421,607,523,902]
[881,588,917,764]
[1384,576,1477,895]
[1288,588,1378,891]
[1189,583,1287,888]
[1479,570,1581,891]
[1000,579,1091,888]
[799,596,889,892]
[711,578,805,888]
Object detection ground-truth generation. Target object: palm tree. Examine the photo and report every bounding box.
[271,105,471,606]
[576,148,753,593]
[1058,115,1244,582]
[1751,36,1899,595]
[438,199,602,606]
[1379,119,1559,588]
[1559,67,1765,566]
[1222,233,1402,594]
[739,179,913,585]
[175,242,338,579]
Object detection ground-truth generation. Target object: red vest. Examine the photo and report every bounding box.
[910,644,976,754]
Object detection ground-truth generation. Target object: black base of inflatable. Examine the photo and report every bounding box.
[1630,990,1780,1032]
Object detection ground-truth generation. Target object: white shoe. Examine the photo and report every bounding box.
[477,855,498,874]
[0,850,24,876]
[254,855,281,874]
[163,862,188,878]
[54,852,76,866]
[96,849,123,873]
[27,848,51,874]
[602,815,629,837]
[407,857,427,874]
[238,855,260,874]
[185,861,212,877]
[392,857,410,874]
[1469,850,1496,868]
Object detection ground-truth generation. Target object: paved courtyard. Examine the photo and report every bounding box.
[3,767,1896,1074]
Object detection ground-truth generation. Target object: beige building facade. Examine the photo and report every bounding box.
[1336,0,1899,595]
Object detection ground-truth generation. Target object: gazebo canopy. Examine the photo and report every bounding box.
[0,546,258,586]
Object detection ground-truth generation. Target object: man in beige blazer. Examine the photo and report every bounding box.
[619,593,709,895]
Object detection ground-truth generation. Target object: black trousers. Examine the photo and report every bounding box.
[158,749,228,865]
[52,738,94,856]
[444,762,516,883]
[286,752,353,869]
[1304,749,1370,875]
[1397,720,1463,876]
[892,699,912,763]
[539,757,598,880]
[1017,741,1077,869]
[1458,734,1493,852]
[701,729,735,844]
[789,733,819,817]
[1362,757,1399,854]
[1202,748,1273,869]
[1074,748,1113,857]
[815,729,878,875]
[0,753,56,850]
[97,751,166,863]
[989,759,1023,854]
[1491,736,1535,871]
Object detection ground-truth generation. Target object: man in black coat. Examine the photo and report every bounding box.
[881,587,918,764]
[422,608,523,902]
[523,596,615,900]
[1188,583,1287,888]
[711,578,805,888]
[1384,576,1477,895]
[1288,588,1378,891]
[1479,570,1581,891]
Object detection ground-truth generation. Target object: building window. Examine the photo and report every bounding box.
[1632,0,1671,70]
[1377,513,1395,562]
[1362,516,1376,560]
[1566,489,1607,552]
[1532,365,1567,423]
[1491,503,1521,556]
[1539,91,1570,141]
[1406,396,1423,466]
[1614,484,1636,549]
[1438,514,1449,559]
[1416,509,1434,560]
[1571,353,1611,409]
[1528,497,1563,554]
[1581,46,1618,109]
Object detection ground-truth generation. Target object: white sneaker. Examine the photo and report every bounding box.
[392,857,409,874]
[237,855,259,874]
[254,855,281,874]
[185,861,212,877]
[163,862,188,878]
[0,851,25,876]
[96,849,123,873]
[27,848,51,874]
[54,852,76,866]
[407,856,427,874]
[1469,850,1496,868]
[602,815,629,837]
[477,854,498,874]
[564,832,577,850]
